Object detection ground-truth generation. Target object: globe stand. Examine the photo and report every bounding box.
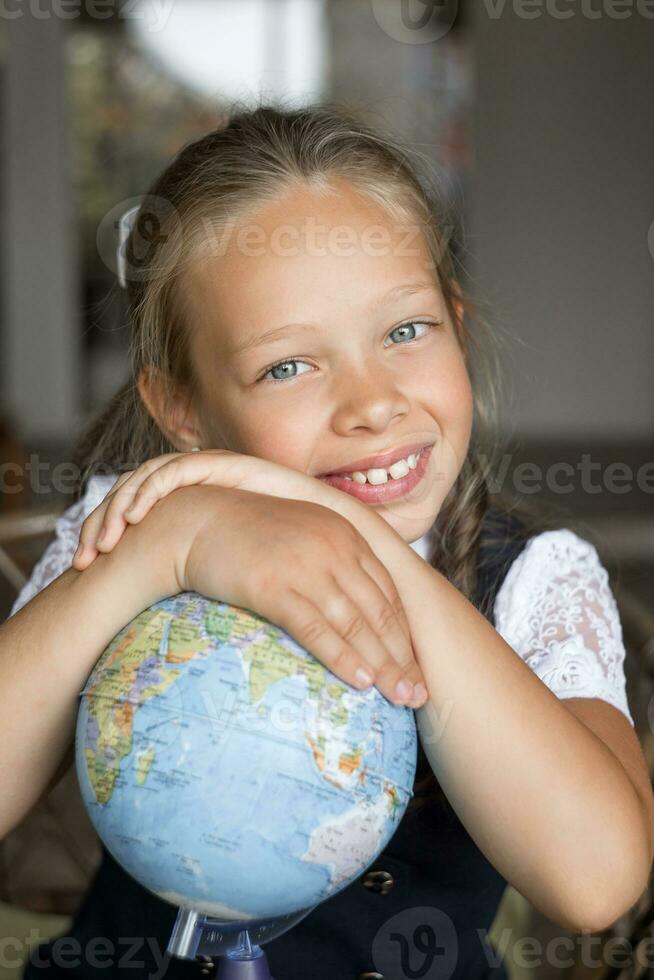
[168,905,319,979]
[216,934,273,980]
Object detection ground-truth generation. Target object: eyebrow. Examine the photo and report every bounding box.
[229,279,439,356]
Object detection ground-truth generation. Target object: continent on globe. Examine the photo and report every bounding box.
[76,591,417,922]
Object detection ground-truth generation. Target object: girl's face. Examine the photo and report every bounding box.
[182,177,473,542]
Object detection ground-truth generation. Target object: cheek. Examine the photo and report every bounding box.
[227,404,317,471]
[422,353,473,429]
[427,363,474,494]
[197,380,315,470]
[450,367,474,433]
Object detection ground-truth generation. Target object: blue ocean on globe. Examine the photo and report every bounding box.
[75,591,418,922]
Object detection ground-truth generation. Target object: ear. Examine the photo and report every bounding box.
[137,366,203,451]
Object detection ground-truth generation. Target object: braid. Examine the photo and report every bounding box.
[404,454,491,818]
[430,456,490,595]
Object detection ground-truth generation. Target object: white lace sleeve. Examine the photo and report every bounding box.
[6,474,120,620]
[493,528,635,728]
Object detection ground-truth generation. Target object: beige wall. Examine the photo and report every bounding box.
[468,5,654,441]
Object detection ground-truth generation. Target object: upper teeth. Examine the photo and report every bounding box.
[340,449,424,485]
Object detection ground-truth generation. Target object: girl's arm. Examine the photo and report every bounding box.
[336,498,653,934]
[0,493,185,840]
[0,478,424,840]
[69,450,652,929]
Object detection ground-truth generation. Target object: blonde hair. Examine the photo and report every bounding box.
[71,98,558,814]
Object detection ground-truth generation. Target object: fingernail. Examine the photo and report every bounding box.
[395,679,413,701]
[413,682,428,704]
[355,667,374,689]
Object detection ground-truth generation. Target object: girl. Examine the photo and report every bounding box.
[2,101,652,980]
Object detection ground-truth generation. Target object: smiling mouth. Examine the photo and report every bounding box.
[317,443,435,504]
[317,440,434,482]
[323,447,427,485]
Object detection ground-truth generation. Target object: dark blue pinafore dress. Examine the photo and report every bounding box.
[24,507,530,980]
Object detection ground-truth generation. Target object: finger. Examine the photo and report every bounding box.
[121,459,206,522]
[73,471,136,565]
[94,458,183,546]
[94,472,144,550]
[83,453,201,558]
[318,576,412,703]
[122,451,252,521]
[331,563,426,707]
[354,554,426,701]
[357,551,414,647]
[74,458,185,567]
[99,476,152,539]
[268,586,392,698]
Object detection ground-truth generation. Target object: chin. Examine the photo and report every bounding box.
[374,505,438,544]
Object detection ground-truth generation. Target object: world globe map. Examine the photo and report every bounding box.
[75,591,418,926]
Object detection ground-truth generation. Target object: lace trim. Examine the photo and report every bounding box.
[494,528,634,727]
[7,475,118,619]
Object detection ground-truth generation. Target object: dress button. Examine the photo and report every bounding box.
[361,869,394,894]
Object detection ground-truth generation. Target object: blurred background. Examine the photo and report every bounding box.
[0,2,653,977]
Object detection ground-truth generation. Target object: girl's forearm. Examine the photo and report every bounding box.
[0,499,182,839]
[320,491,650,931]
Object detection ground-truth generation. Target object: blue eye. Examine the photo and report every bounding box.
[260,359,313,383]
[383,320,435,347]
[258,319,440,384]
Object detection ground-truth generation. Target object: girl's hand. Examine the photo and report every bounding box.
[177,485,427,709]
[72,453,429,707]
[72,449,350,570]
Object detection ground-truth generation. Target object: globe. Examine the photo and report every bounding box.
[75,591,417,966]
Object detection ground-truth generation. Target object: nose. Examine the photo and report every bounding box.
[329,362,411,436]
